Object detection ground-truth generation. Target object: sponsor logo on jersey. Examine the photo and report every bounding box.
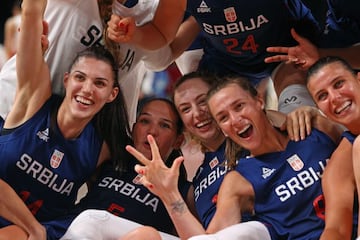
[50,149,64,169]
[37,128,49,142]
[197,1,211,13]
[287,154,304,171]
[209,157,219,169]
[262,167,276,179]
[224,7,237,22]
[284,96,298,104]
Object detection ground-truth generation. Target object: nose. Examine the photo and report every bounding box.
[193,105,206,119]
[82,79,94,95]
[147,123,159,137]
[329,89,342,104]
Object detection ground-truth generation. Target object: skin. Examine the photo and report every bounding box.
[307,62,360,135]
[307,61,360,239]
[173,78,225,151]
[132,100,184,160]
[0,0,119,238]
[126,80,341,239]
[265,28,360,70]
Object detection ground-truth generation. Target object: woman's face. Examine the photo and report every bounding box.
[63,57,118,120]
[132,100,183,160]
[307,62,360,131]
[208,83,266,152]
[174,78,222,144]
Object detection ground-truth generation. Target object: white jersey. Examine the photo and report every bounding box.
[0,0,173,125]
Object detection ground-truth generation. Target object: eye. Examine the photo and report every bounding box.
[179,106,190,114]
[138,118,150,124]
[317,92,328,101]
[334,80,344,89]
[160,122,171,129]
[74,74,85,81]
[94,80,107,88]
[216,114,228,124]
[234,103,244,111]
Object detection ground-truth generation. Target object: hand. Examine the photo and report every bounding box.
[265,28,320,70]
[41,20,49,55]
[125,135,184,201]
[281,106,319,141]
[106,14,136,43]
[28,225,46,240]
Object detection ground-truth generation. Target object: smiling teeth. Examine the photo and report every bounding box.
[76,96,92,105]
[196,119,211,128]
[237,124,250,135]
[335,101,351,114]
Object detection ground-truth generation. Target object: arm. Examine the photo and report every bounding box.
[126,135,206,239]
[353,136,360,237]
[206,171,254,233]
[265,28,360,70]
[0,179,46,240]
[320,139,355,240]
[107,0,186,50]
[5,0,51,128]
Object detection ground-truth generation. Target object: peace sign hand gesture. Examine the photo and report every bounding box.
[126,135,184,204]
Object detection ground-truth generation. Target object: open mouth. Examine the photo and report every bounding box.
[75,96,93,106]
[196,119,212,129]
[238,124,253,138]
[334,100,351,115]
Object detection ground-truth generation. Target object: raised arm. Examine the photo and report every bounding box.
[6,0,51,127]
[107,0,186,50]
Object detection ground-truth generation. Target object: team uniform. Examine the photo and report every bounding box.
[0,0,173,126]
[0,95,101,239]
[186,0,320,113]
[234,128,336,239]
[60,159,190,240]
[320,0,360,48]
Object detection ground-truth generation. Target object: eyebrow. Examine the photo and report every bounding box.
[139,112,175,125]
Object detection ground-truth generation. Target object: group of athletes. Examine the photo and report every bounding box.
[0,0,360,239]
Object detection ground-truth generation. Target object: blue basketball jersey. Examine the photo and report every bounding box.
[192,142,227,228]
[79,160,190,234]
[235,129,336,239]
[321,0,360,47]
[342,131,356,144]
[186,0,319,84]
[0,95,101,239]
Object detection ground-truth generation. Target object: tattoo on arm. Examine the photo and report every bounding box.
[170,200,186,215]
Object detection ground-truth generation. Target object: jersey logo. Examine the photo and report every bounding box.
[37,128,49,142]
[284,96,298,104]
[262,167,275,179]
[50,149,64,169]
[209,157,219,169]
[197,1,211,13]
[224,7,237,22]
[287,154,304,171]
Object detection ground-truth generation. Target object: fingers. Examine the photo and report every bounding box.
[170,156,185,174]
[264,54,289,63]
[147,135,162,163]
[125,145,150,166]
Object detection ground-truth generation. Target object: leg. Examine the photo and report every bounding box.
[188,221,271,240]
[119,226,162,240]
[0,225,28,240]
